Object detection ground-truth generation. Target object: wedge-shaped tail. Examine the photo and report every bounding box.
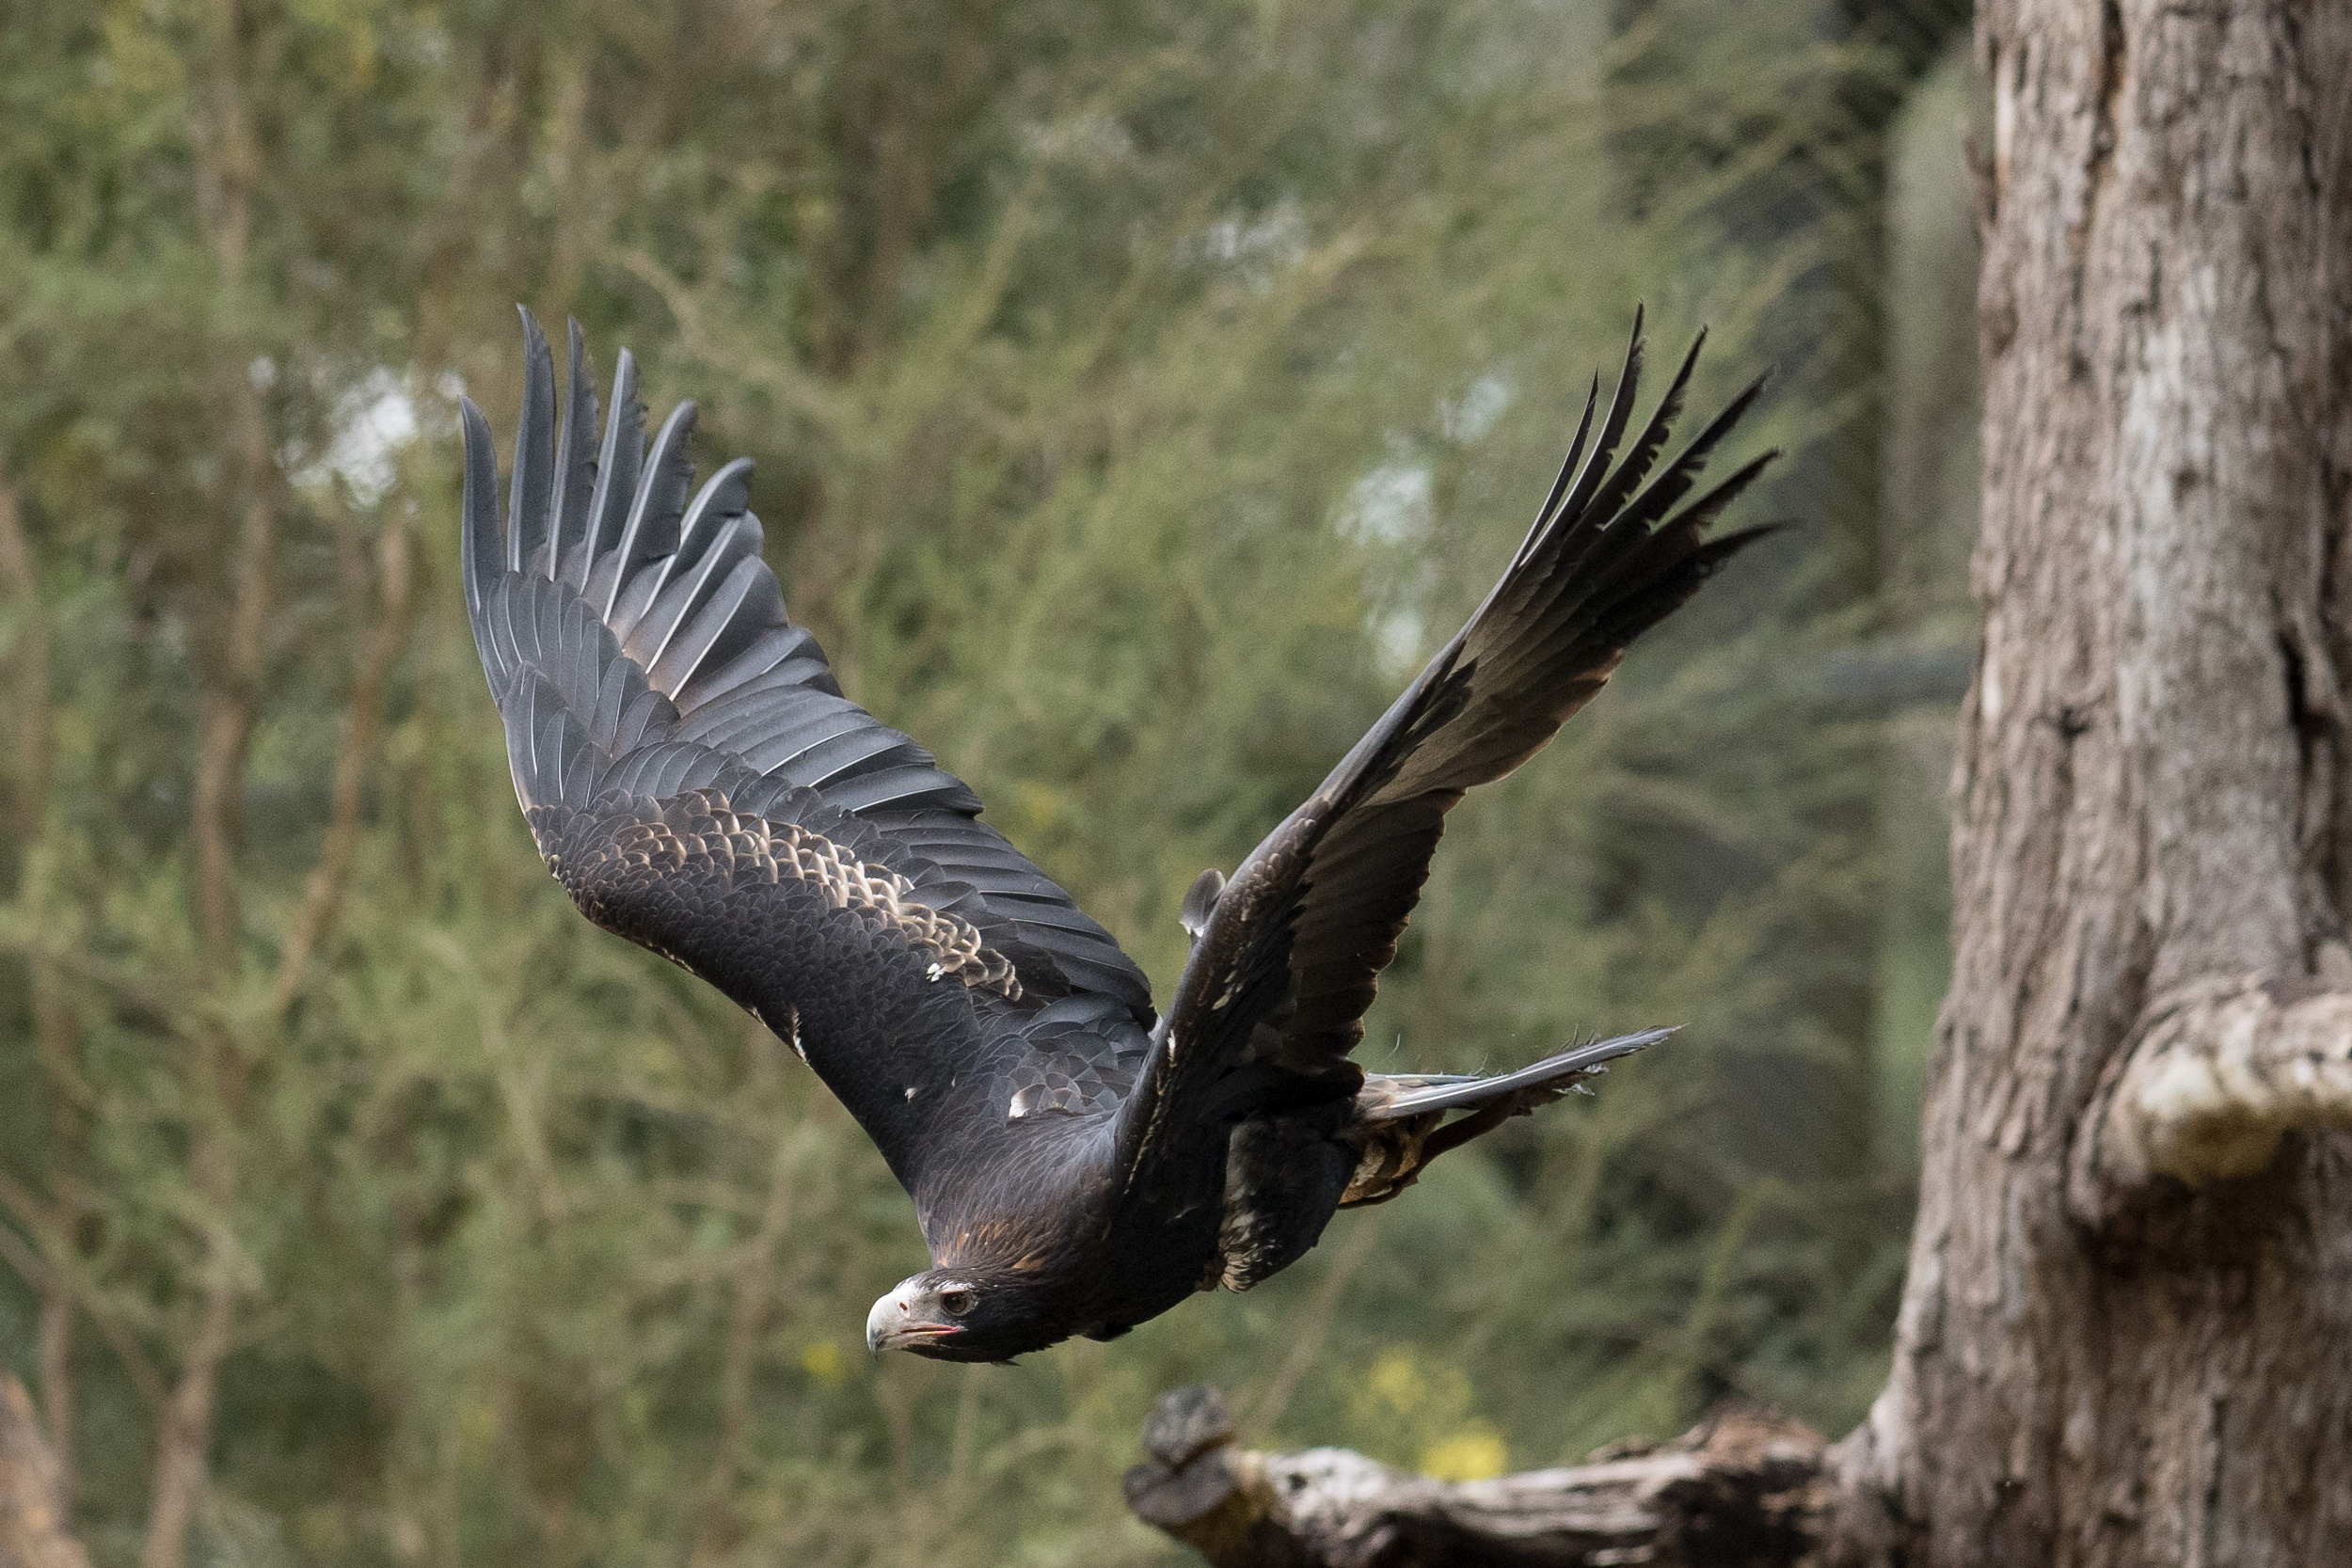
[1361,1025,1674,1121]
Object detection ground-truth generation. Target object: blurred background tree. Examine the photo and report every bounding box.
[0,2,1982,1564]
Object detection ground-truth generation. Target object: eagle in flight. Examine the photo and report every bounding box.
[461,309,1771,1362]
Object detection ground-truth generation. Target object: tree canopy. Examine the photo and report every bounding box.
[0,2,1979,1563]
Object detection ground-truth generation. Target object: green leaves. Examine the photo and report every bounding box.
[0,0,1978,1561]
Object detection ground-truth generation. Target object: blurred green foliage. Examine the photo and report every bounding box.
[0,1,1981,1564]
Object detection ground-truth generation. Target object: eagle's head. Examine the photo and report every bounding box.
[866,1266,1069,1363]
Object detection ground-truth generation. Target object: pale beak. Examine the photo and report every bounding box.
[866,1291,960,1354]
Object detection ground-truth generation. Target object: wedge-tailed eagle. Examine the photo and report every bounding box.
[460,309,1771,1362]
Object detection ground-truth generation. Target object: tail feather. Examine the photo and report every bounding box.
[1334,1027,1675,1209]
[1360,1026,1675,1121]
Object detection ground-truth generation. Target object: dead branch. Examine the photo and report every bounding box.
[1124,1386,1825,1568]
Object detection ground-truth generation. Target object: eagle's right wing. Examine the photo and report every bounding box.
[464,312,1154,1211]
[1112,315,1776,1225]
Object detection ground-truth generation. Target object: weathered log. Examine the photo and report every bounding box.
[0,1374,88,1568]
[1124,1385,1824,1568]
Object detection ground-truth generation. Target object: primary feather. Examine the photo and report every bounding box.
[462,308,1773,1358]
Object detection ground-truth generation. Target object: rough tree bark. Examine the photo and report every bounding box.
[1133,4,2352,1565]
[1832,2,2352,1563]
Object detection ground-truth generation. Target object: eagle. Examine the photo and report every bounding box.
[460,309,1772,1362]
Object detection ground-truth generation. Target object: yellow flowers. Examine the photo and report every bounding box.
[799,1338,849,1388]
[1363,1345,1432,1416]
[1420,1423,1510,1482]
[1347,1345,1510,1481]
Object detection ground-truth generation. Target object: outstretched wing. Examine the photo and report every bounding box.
[1116,313,1775,1207]
[464,311,1152,1200]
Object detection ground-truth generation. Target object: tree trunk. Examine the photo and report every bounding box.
[1833,2,2352,1564]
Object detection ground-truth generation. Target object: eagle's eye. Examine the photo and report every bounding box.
[940,1289,977,1318]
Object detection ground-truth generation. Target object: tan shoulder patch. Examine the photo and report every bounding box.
[566,793,1022,999]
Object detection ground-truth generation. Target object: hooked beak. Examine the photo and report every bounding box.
[866,1292,962,1355]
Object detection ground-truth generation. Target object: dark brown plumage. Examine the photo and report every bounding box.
[462,308,1772,1362]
